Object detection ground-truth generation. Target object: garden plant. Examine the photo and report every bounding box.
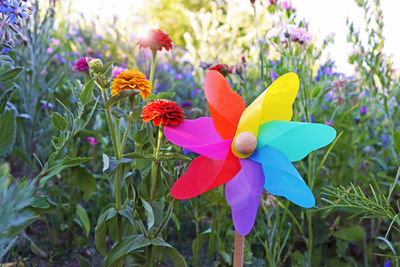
[0,0,399,266]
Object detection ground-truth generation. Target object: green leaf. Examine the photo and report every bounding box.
[147,92,176,100]
[0,109,16,157]
[119,206,135,226]
[334,225,366,241]
[394,130,400,154]
[158,152,192,161]
[123,152,156,161]
[105,89,140,109]
[0,67,23,82]
[192,229,211,264]
[103,157,135,173]
[80,78,95,105]
[73,167,97,202]
[39,157,91,188]
[51,112,68,131]
[75,254,91,267]
[99,61,114,75]
[76,204,90,237]
[27,195,56,213]
[95,204,114,256]
[141,198,154,230]
[104,235,151,267]
[111,107,128,118]
[0,87,15,114]
[151,237,187,267]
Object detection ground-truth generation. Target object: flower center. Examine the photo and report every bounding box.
[234,131,257,156]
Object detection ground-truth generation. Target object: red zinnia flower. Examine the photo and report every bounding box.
[208,64,232,77]
[141,99,185,127]
[136,29,173,52]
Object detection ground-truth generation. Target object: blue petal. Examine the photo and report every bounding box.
[9,13,16,24]
[250,145,315,208]
[256,120,336,162]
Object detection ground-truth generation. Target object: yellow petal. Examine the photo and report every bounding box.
[232,72,300,158]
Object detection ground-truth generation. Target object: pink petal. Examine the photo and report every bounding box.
[164,117,232,160]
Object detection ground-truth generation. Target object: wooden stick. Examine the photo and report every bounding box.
[233,231,245,267]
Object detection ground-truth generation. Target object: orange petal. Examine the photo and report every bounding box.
[204,70,246,140]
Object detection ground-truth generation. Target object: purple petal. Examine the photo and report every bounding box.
[225,159,265,236]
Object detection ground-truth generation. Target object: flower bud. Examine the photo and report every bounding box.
[89,58,103,73]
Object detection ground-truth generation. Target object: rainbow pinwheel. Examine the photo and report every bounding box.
[163,71,336,236]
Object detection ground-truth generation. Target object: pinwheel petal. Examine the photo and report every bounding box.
[250,145,315,208]
[257,121,336,162]
[225,159,265,236]
[171,151,241,200]
[204,70,246,140]
[232,73,299,158]
[164,117,232,160]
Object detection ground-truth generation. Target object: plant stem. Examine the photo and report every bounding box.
[149,50,157,87]
[150,126,163,200]
[147,245,153,267]
[120,115,132,156]
[233,231,244,267]
[154,199,175,237]
[98,83,123,247]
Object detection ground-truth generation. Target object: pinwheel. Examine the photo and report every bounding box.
[163,70,336,236]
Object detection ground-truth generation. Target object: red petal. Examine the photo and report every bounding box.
[206,150,241,191]
[171,151,241,199]
[204,70,246,140]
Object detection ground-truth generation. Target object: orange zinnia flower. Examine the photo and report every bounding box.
[141,99,185,126]
[111,69,152,99]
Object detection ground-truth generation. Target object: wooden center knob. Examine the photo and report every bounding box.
[234,131,257,155]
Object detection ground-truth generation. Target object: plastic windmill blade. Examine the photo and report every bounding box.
[163,70,336,236]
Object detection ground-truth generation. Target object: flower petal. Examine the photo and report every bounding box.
[225,159,265,236]
[164,117,232,160]
[257,121,336,162]
[232,73,299,158]
[204,70,246,140]
[250,145,315,208]
[171,151,241,200]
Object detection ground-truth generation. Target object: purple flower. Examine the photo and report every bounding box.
[325,90,334,102]
[76,36,84,43]
[354,117,360,123]
[1,47,11,54]
[176,73,183,80]
[190,88,201,98]
[74,57,91,72]
[384,260,391,267]
[270,71,278,81]
[83,137,99,146]
[112,66,127,78]
[180,101,192,108]
[51,38,60,46]
[41,101,56,110]
[381,135,388,146]
[0,0,12,14]
[8,0,30,24]
[46,47,53,54]
[360,105,367,116]
[282,0,294,11]
[60,57,66,64]
[322,105,329,110]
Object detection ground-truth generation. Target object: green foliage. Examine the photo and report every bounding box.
[0,110,16,157]
[0,176,37,261]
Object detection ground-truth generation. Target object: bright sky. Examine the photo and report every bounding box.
[292,0,400,74]
[73,0,400,75]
